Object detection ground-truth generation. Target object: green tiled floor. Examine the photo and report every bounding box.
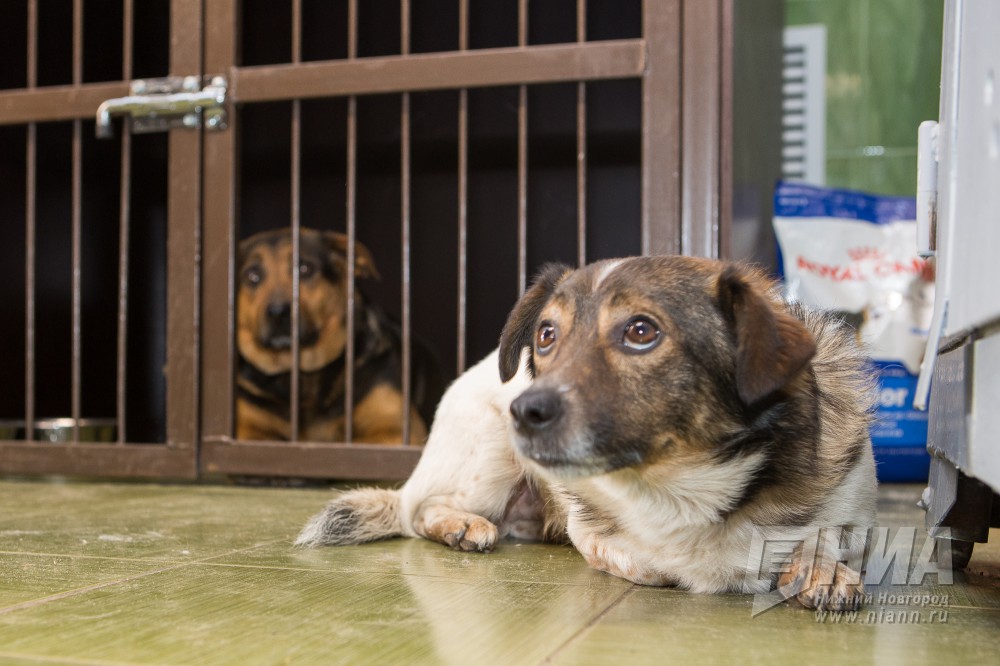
[1,480,998,665]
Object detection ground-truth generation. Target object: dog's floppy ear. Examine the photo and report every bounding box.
[236,236,251,265]
[717,265,816,405]
[498,263,572,382]
[324,231,380,280]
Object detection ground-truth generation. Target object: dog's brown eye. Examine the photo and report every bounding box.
[243,265,264,287]
[623,317,660,351]
[536,323,557,355]
[299,261,317,279]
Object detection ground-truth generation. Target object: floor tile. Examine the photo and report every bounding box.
[1,479,998,665]
[214,535,630,589]
[0,560,627,666]
[552,584,1000,666]
[0,480,330,561]
[0,553,162,610]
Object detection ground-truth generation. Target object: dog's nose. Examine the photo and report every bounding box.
[510,389,563,432]
[266,302,291,327]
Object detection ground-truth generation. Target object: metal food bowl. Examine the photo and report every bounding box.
[0,419,117,443]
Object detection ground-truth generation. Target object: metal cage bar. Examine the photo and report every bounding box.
[70,0,84,444]
[400,0,413,445]
[576,0,587,267]
[24,0,39,444]
[25,127,37,444]
[456,0,469,374]
[517,0,528,296]
[71,121,82,444]
[289,0,304,442]
[344,0,359,443]
[116,126,132,445]
[116,0,135,445]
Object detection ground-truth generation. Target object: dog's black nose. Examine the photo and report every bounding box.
[510,389,563,431]
[266,302,291,327]
[262,302,294,349]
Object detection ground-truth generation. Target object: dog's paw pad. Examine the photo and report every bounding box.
[437,515,498,552]
[457,517,498,552]
[415,504,499,553]
[791,562,865,611]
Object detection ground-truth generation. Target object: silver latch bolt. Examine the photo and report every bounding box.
[96,76,228,138]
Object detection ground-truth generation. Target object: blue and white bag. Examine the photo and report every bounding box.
[773,181,933,482]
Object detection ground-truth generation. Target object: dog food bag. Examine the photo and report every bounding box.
[773,181,933,482]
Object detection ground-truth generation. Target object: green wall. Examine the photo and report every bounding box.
[786,0,944,195]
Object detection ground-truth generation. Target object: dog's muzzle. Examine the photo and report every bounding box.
[509,387,599,475]
[261,301,318,350]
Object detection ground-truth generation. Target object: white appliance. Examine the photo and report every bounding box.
[917,0,1000,566]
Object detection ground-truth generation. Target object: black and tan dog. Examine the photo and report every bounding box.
[236,227,441,444]
[297,256,878,610]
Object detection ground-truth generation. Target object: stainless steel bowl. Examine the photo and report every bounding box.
[0,419,117,443]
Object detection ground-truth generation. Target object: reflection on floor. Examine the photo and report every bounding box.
[0,479,998,664]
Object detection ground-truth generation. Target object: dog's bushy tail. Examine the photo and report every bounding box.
[294,487,403,547]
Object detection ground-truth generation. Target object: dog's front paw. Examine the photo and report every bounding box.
[780,560,865,611]
[414,504,498,552]
[442,514,499,552]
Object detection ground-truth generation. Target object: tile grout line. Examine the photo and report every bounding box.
[0,540,285,616]
[0,550,192,564]
[0,649,150,666]
[190,557,635,590]
[0,537,295,564]
[539,584,638,665]
[0,563,194,616]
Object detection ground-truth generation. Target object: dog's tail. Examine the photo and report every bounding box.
[294,487,403,547]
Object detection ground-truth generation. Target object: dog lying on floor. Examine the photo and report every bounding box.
[296,256,878,610]
[236,227,442,444]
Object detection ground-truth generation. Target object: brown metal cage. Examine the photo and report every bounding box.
[0,0,781,481]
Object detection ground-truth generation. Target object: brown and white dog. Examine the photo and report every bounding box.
[296,256,878,609]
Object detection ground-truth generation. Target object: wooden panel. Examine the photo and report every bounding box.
[0,83,130,126]
[0,444,198,479]
[164,0,203,452]
[200,0,239,442]
[231,40,646,103]
[641,0,682,256]
[681,0,722,259]
[200,439,423,481]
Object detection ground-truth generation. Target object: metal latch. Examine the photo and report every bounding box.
[95,75,227,139]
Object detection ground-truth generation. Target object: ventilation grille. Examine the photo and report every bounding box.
[782,25,826,184]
